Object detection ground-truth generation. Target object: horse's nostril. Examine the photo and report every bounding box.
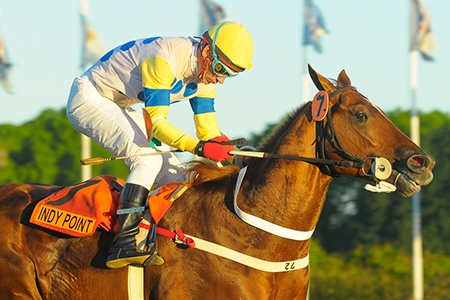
[411,156,425,168]
[409,154,436,170]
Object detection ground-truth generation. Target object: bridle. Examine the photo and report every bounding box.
[314,86,366,177]
[295,85,390,181]
[233,86,392,182]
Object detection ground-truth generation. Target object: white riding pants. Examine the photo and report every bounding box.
[66,75,185,190]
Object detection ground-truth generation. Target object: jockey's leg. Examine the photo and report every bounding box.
[106,183,162,268]
[67,75,165,268]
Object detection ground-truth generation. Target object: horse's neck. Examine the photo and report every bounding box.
[243,161,330,231]
[241,114,331,236]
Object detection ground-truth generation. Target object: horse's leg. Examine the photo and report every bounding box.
[0,237,44,299]
[0,187,51,299]
[44,232,133,299]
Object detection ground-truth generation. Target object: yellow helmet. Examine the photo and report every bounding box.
[203,21,254,71]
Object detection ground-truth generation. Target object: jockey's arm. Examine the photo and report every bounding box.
[140,57,222,153]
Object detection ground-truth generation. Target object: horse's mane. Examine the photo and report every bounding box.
[258,103,309,153]
[185,161,240,187]
[183,103,310,187]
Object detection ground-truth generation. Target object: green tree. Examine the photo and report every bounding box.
[0,108,129,186]
[310,240,450,299]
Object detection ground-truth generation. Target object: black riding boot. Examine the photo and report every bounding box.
[106,183,162,269]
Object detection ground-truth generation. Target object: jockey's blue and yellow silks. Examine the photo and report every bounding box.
[85,36,220,153]
[189,97,215,114]
[194,112,221,141]
[139,57,174,90]
[150,117,199,153]
[145,104,220,152]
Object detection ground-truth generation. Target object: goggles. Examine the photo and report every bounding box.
[211,55,239,78]
[210,23,240,78]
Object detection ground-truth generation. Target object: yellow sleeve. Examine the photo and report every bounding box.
[194,112,221,141]
[146,106,199,153]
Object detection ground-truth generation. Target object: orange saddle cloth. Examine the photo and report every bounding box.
[29,175,183,237]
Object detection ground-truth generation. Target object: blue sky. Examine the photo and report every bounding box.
[0,0,448,141]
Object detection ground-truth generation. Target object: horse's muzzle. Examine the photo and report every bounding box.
[392,153,435,197]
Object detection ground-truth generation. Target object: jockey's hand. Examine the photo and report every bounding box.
[195,136,234,162]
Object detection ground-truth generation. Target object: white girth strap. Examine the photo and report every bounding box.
[127,266,144,300]
[186,233,309,272]
[234,166,315,240]
[174,165,314,273]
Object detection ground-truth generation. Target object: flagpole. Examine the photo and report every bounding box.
[302,4,309,297]
[302,46,309,104]
[302,0,327,105]
[302,38,310,300]
[79,0,92,182]
[409,49,423,300]
[302,1,327,298]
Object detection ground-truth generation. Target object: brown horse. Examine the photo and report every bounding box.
[0,65,435,299]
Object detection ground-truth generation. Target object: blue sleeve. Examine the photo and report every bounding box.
[144,88,171,107]
[189,96,215,114]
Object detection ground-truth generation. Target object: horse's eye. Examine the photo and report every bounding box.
[354,111,367,122]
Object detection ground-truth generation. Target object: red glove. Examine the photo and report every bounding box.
[195,136,234,162]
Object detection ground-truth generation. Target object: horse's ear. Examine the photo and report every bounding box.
[308,64,335,93]
[337,69,352,87]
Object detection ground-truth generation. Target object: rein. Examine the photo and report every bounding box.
[315,86,366,177]
[253,152,364,169]
[232,86,390,181]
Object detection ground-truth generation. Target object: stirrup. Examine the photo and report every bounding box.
[143,252,165,267]
[143,222,164,266]
[106,250,154,269]
[106,223,164,268]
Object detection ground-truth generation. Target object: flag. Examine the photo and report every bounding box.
[410,0,436,61]
[79,0,105,69]
[0,31,12,93]
[303,0,328,53]
[199,0,226,35]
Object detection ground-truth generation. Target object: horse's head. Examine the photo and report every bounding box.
[308,64,435,197]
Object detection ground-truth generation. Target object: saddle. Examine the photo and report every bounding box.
[29,175,187,252]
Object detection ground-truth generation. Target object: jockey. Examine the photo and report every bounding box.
[66,21,254,269]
